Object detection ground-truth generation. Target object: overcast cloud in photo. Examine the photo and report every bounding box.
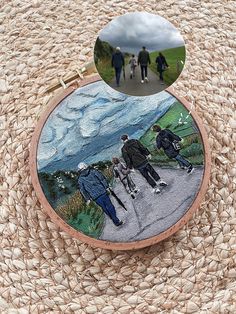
[99,12,185,54]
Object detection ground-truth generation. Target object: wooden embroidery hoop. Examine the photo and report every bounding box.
[29,74,211,251]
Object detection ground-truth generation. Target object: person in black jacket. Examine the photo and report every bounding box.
[137,46,151,83]
[155,52,169,84]
[111,47,125,87]
[152,125,194,174]
[121,134,167,193]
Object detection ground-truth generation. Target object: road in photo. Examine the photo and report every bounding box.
[109,63,167,96]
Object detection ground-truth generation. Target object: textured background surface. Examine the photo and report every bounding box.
[1,0,235,313]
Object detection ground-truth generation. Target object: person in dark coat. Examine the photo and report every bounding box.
[137,46,151,83]
[121,135,167,194]
[152,125,194,174]
[111,47,125,87]
[77,162,123,226]
[155,52,169,84]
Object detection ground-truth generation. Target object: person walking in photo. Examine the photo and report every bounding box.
[152,125,194,174]
[121,135,167,194]
[137,46,151,84]
[155,52,169,84]
[77,162,123,226]
[112,157,139,199]
[129,54,137,79]
[111,47,125,87]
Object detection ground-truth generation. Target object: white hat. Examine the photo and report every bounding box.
[77,162,88,171]
[116,46,121,51]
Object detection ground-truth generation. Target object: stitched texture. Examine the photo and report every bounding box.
[0,1,235,312]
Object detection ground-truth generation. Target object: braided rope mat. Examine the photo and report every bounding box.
[1,1,235,312]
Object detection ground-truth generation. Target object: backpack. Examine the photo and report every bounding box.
[162,136,181,151]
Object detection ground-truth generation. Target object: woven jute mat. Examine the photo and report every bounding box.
[1,1,235,313]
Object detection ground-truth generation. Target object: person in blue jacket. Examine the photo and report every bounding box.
[111,47,125,87]
[77,162,123,226]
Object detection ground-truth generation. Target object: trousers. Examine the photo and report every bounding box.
[138,163,160,188]
[95,193,120,226]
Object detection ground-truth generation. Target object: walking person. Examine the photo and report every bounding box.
[120,135,167,194]
[129,54,137,79]
[111,47,125,87]
[155,52,169,85]
[112,157,139,199]
[137,46,151,84]
[152,125,194,174]
[77,162,123,226]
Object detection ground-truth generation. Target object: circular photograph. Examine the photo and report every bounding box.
[30,77,210,250]
[94,12,186,96]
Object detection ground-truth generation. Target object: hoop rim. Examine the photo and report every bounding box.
[29,75,211,250]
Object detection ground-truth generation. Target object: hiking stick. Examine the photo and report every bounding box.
[109,188,127,211]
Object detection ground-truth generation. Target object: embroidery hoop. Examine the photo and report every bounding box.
[29,72,211,251]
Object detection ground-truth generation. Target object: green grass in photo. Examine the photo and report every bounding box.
[149,46,186,85]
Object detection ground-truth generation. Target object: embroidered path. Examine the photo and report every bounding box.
[99,165,204,242]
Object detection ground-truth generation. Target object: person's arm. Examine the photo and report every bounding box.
[148,53,151,64]
[120,163,130,175]
[136,140,150,156]
[155,56,158,64]
[156,136,162,149]
[137,52,140,65]
[122,147,132,169]
[78,180,90,202]
[93,169,109,189]
[121,54,125,66]
[164,57,169,67]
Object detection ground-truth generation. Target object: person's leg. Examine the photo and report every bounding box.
[141,65,144,81]
[160,69,163,81]
[175,154,191,168]
[127,175,136,192]
[138,165,157,188]
[96,194,121,225]
[146,163,161,182]
[144,65,148,78]
[117,67,122,85]
[122,177,131,194]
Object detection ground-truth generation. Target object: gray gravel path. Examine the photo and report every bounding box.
[99,165,204,242]
[109,64,167,96]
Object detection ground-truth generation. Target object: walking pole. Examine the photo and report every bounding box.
[123,66,126,80]
[109,188,127,211]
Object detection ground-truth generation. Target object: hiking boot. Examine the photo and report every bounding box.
[157,179,168,187]
[152,187,161,194]
[115,220,123,227]
[141,80,144,83]
[145,77,149,82]
[187,165,194,174]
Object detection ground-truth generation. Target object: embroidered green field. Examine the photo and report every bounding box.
[140,101,204,166]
